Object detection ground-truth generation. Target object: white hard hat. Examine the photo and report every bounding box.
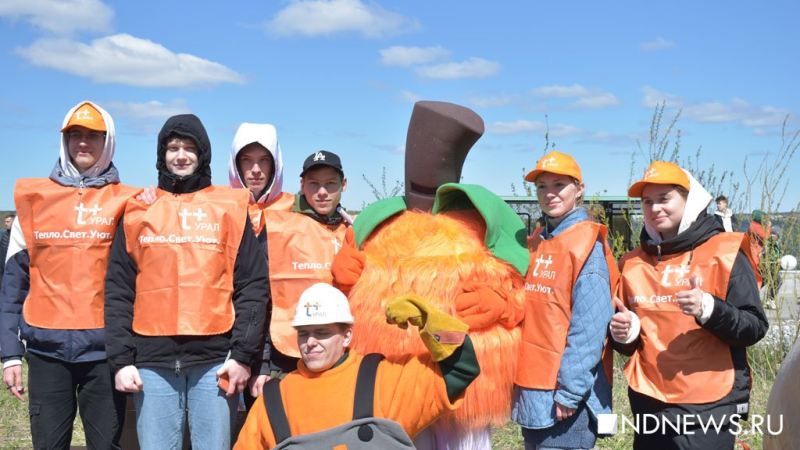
[781,255,797,271]
[291,283,354,327]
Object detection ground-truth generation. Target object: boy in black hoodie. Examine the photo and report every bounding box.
[104,114,268,449]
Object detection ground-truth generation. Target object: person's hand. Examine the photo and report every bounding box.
[555,402,576,421]
[676,274,703,318]
[114,365,143,393]
[610,297,632,341]
[216,360,251,398]
[248,374,271,398]
[454,283,508,330]
[3,365,27,402]
[135,185,157,205]
[331,228,366,294]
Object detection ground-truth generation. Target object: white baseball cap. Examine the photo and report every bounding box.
[291,283,354,327]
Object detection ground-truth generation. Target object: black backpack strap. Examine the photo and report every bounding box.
[352,353,386,420]
[263,377,292,444]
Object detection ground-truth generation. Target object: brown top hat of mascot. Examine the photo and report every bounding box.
[404,101,484,212]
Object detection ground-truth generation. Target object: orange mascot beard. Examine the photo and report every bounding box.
[348,209,524,431]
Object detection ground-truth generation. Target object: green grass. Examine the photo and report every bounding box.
[0,363,86,449]
[491,347,779,449]
[0,343,784,449]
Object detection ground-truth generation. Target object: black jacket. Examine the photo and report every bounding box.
[614,212,768,414]
[0,230,8,288]
[104,114,269,372]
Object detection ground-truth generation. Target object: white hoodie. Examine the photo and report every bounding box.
[57,101,116,180]
[228,123,285,204]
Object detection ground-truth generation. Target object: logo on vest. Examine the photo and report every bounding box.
[313,152,326,161]
[331,237,342,254]
[139,207,222,245]
[32,203,115,241]
[526,254,556,294]
[74,203,113,225]
[305,301,321,316]
[660,264,701,287]
[532,254,555,279]
[178,207,219,231]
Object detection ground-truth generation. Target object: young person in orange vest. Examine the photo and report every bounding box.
[258,150,351,380]
[610,161,768,449]
[227,123,293,407]
[233,283,480,449]
[513,151,618,449]
[104,114,269,449]
[1,101,138,449]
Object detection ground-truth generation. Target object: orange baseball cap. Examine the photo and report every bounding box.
[628,161,690,197]
[524,151,582,183]
[61,103,106,132]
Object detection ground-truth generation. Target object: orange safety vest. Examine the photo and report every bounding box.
[264,210,347,358]
[248,192,295,234]
[619,232,758,404]
[124,186,248,336]
[14,179,138,329]
[516,221,618,389]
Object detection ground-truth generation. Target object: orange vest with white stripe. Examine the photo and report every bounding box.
[15,179,138,329]
[619,232,757,404]
[248,192,296,235]
[264,210,347,357]
[124,186,248,336]
[516,221,618,389]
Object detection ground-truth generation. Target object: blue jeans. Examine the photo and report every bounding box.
[134,362,237,450]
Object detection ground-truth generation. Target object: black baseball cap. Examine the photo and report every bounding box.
[300,150,344,177]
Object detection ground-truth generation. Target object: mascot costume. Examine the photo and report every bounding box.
[332,101,528,449]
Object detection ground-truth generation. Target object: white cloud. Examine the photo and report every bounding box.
[683,98,790,127]
[487,120,584,137]
[15,34,246,88]
[531,84,620,110]
[573,93,621,109]
[415,57,501,80]
[641,85,684,108]
[0,0,113,35]
[582,130,645,147]
[531,84,590,98]
[105,99,192,120]
[640,37,676,51]
[266,0,419,39]
[467,94,518,108]
[379,45,449,67]
[393,90,423,104]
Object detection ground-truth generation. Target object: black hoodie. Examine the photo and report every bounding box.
[104,114,269,371]
[615,211,768,417]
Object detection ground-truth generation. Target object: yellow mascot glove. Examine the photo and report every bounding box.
[386,295,469,362]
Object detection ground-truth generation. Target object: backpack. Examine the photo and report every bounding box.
[263,353,416,449]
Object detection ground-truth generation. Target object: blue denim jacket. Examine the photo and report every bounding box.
[512,208,614,429]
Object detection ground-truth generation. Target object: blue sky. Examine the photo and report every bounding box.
[1,0,798,212]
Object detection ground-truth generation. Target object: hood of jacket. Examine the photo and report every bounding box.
[156,114,212,194]
[228,123,285,204]
[50,101,120,188]
[639,168,723,256]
